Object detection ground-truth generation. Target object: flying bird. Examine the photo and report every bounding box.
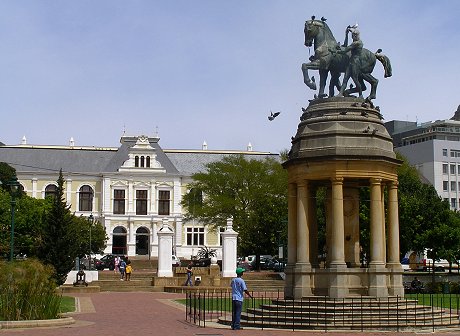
[268,111,281,121]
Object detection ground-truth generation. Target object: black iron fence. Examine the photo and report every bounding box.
[184,290,460,331]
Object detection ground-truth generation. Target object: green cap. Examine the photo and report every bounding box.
[236,267,245,274]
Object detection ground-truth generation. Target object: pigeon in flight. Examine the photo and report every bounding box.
[268,111,281,121]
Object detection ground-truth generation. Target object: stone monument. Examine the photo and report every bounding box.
[284,16,403,298]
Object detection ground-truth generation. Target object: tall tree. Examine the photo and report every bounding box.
[37,170,80,285]
[182,155,288,259]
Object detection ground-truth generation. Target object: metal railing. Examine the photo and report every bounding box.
[184,290,460,331]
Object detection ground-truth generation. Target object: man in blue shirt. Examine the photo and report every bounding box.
[231,267,252,330]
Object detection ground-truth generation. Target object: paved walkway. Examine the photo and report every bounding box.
[0,292,459,336]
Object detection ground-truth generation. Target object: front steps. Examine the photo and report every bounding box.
[217,296,460,331]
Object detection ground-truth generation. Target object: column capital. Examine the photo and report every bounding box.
[370,177,382,185]
[330,177,344,185]
[388,180,399,189]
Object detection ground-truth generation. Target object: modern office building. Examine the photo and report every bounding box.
[0,134,278,258]
[385,105,460,209]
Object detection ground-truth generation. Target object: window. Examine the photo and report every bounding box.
[451,198,457,208]
[443,149,448,156]
[79,185,93,211]
[158,190,170,215]
[443,181,449,191]
[146,156,150,168]
[451,181,456,191]
[135,156,139,167]
[136,190,148,215]
[186,227,204,245]
[45,184,58,199]
[113,189,126,214]
[451,164,456,175]
[443,164,448,174]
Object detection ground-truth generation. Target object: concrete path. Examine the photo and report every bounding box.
[0,292,458,336]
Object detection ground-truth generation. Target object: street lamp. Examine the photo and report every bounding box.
[88,214,94,270]
[7,176,21,262]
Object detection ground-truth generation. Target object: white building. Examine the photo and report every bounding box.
[0,134,278,258]
[385,106,460,210]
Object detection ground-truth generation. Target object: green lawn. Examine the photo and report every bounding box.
[60,296,76,313]
[405,294,460,309]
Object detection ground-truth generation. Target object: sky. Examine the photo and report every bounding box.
[0,1,459,154]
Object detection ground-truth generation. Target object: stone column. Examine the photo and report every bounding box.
[66,178,72,207]
[329,177,348,298]
[157,219,174,277]
[369,178,385,267]
[175,217,183,252]
[308,186,318,268]
[387,181,404,296]
[329,177,346,268]
[368,178,388,297]
[221,218,238,278]
[294,181,312,298]
[285,182,297,298]
[128,180,134,214]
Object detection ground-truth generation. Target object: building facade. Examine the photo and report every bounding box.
[0,135,278,259]
[385,112,460,210]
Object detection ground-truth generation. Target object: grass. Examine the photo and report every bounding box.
[405,293,460,309]
[60,296,76,314]
[178,294,460,312]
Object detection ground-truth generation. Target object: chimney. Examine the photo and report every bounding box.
[247,142,253,151]
[69,137,75,147]
[202,141,208,150]
[21,136,27,145]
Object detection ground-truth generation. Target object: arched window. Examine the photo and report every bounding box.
[44,184,58,199]
[79,185,94,211]
[146,156,150,168]
[135,156,139,167]
[140,156,145,167]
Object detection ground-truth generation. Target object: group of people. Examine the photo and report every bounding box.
[114,255,133,281]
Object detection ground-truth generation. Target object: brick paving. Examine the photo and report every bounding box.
[0,291,459,336]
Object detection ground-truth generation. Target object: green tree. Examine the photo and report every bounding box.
[182,155,288,262]
[396,153,460,276]
[37,170,81,285]
[0,162,17,193]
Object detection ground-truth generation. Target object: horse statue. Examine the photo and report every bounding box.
[301,16,392,100]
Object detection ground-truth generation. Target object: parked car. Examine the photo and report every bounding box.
[270,258,286,272]
[95,254,127,271]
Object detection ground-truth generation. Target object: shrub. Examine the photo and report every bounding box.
[0,259,62,320]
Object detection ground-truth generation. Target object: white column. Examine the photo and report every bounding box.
[157,219,174,277]
[32,178,37,198]
[387,181,400,266]
[175,217,183,250]
[128,180,134,214]
[66,178,72,207]
[103,177,111,214]
[221,218,238,278]
[150,182,156,214]
[127,217,135,256]
[296,181,309,265]
[173,179,182,215]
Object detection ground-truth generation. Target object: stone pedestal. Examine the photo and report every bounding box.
[157,219,174,277]
[221,218,238,278]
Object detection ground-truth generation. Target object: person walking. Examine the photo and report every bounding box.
[114,255,120,274]
[184,262,193,286]
[119,257,127,281]
[231,267,252,330]
[125,261,133,281]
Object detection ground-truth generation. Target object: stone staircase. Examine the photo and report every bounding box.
[92,258,285,293]
[218,296,460,331]
[92,257,159,292]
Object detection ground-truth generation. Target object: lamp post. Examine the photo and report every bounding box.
[88,214,94,270]
[7,176,21,262]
